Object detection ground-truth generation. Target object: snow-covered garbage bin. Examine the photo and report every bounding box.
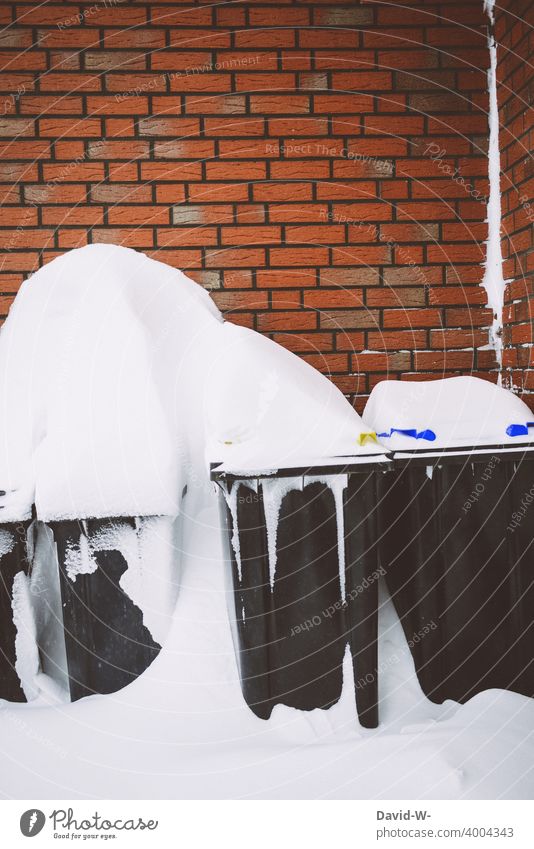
[0,522,31,702]
[206,322,391,727]
[211,455,389,728]
[0,244,224,702]
[364,376,534,704]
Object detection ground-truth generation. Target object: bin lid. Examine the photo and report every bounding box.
[363,376,534,449]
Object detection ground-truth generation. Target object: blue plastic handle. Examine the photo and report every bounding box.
[377,428,436,441]
[506,422,534,437]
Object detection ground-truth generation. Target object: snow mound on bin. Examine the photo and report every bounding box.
[0,244,222,521]
[205,322,381,470]
[364,376,534,448]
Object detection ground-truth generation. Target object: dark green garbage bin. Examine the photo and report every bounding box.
[0,521,31,702]
[364,376,534,704]
[211,450,392,728]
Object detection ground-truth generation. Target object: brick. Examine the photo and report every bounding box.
[304,289,364,309]
[91,183,152,204]
[353,352,412,372]
[206,161,266,181]
[368,330,428,350]
[109,206,171,226]
[270,247,329,266]
[332,245,391,265]
[92,228,154,248]
[268,204,329,223]
[156,227,218,247]
[236,73,295,92]
[332,202,391,221]
[270,160,330,180]
[313,6,373,26]
[187,182,248,202]
[285,225,345,244]
[257,269,318,288]
[185,95,245,114]
[257,311,317,331]
[320,268,379,287]
[137,117,200,137]
[204,117,265,136]
[211,291,270,311]
[430,329,489,349]
[221,226,281,245]
[85,52,147,72]
[154,140,215,159]
[172,204,234,225]
[24,184,87,204]
[42,163,105,183]
[39,117,102,138]
[414,351,476,370]
[234,30,295,48]
[41,206,104,226]
[332,72,392,91]
[88,140,150,160]
[272,332,333,353]
[253,182,312,201]
[250,95,310,114]
[19,94,81,115]
[314,94,374,113]
[383,308,442,328]
[205,247,265,267]
[268,117,328,136]
[40,74,101,93]
[0,140,49,159]
[0,118,33,137]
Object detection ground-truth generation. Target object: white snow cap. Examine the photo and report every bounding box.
[204,321,385,471]
[363,376,534,448]
[0,244,222,521]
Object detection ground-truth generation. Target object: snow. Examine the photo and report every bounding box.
[0,497,533,800]
[0,243,222,522]
[481,22,506,368]
[363,376,534,449]
[261,476,300,588]
[0,246,532,800]
[483,0,496,25]
[205,320,384,470]
[11,571,40,702]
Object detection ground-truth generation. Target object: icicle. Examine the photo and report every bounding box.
[64,532,97,582]
[11,571,40,700]
[426,465,434,480]
[222,479,257,582]
[306,474,349,599]
[262,477,300,589]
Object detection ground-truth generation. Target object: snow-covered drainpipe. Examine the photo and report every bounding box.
[481,0,506,379]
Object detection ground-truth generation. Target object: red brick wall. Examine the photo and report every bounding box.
[0,0,495,410]
[496,0,534,408]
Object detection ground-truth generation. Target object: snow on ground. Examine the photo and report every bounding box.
[1,492,533,801]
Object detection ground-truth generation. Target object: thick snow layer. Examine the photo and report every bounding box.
[364,377,534,448]
[0,244,222,521]
[205,321,384,470]
[1,495,533,800]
